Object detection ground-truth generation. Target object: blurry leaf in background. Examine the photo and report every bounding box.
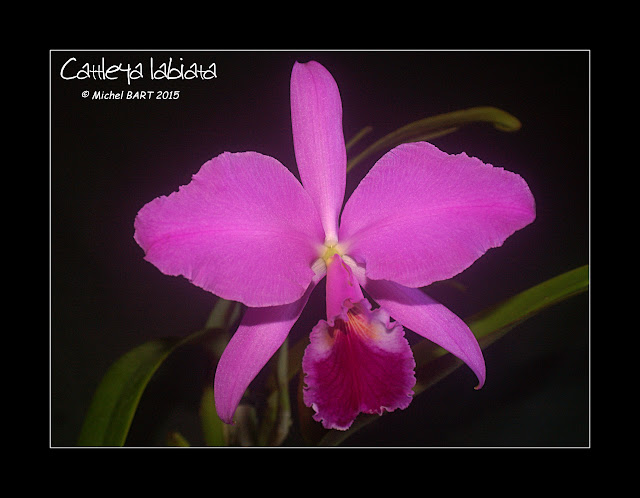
[77,336,186,446]
[77,298,241,447]
[346,106,522,173]
[199,384,227,446]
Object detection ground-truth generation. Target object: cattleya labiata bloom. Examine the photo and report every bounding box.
[134,60,535,430]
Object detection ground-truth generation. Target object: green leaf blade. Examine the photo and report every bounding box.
[346,106,522,173]
[469,264,589,344]
[77,297,240,447]
[77,337,182,446]
[199,384,227,446]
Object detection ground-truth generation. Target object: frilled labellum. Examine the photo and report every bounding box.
[302,254,416,430]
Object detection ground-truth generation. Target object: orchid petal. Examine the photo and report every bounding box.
[134,151,324,307]
[363,276,486,389]
[302,299,415,430]
[214,282,317,424]
[290,61,347,242]
[339,142,536,288]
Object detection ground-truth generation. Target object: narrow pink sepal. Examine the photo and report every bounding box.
[290,61,346,242]
[134,151,324,307]
[339,142,536,288]
[364,276,486,389]
[302,300,416,431]
[214,283,317,424]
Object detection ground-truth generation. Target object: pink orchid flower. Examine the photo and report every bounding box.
[134,61,536,431]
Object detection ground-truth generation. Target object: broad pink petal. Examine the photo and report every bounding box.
[134,151,324,307]
[363,276,486,389]
[302,300,416,430]
[339,142,536,288]
[214,282,317,424]
[290,61,347,242]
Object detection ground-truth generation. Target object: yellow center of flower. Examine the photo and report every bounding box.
[319,238,346,263]
[322,243,340,263]
[312,240,351,277]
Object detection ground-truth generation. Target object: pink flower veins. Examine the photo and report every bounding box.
[134,60,536,431]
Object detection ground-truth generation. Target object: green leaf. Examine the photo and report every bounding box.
[199,384,227,446]
[258,338,292,446]
[467,264,588,345]
[77,297,242,447]
[77,336,185,446]
[166,431,191,447]
[317,265,589,446]
[346,106,522,173]
[345,125,373,151]
[204,298,242,331]
[202,299,243,358]
[77,326,223,446]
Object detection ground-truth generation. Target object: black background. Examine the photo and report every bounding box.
[51,50,589,447]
